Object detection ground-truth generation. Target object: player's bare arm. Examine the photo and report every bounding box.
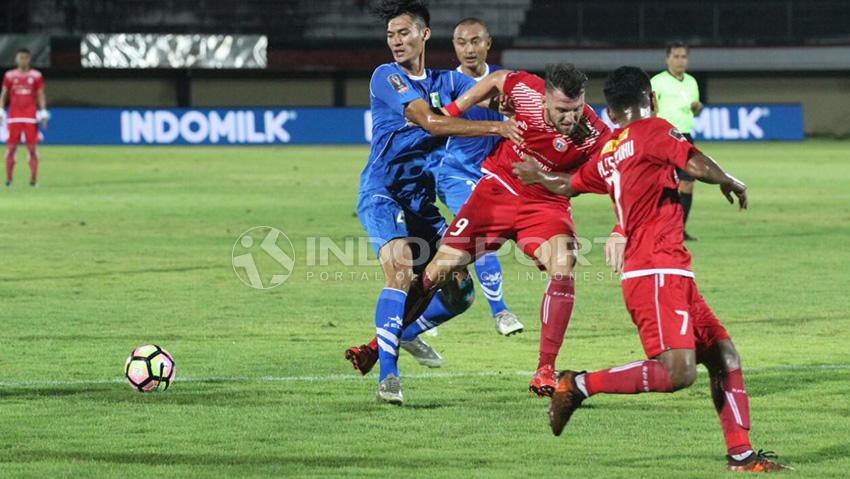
[511,156,576,196]
[443,69,509,115]
[683,153,748,209]
[0,87,6,118]
[404,97,522,144]
[37,86,47,129]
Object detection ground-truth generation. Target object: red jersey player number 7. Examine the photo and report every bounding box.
[512,66,786,472]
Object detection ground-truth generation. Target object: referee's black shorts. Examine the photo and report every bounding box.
[676,133,696,182]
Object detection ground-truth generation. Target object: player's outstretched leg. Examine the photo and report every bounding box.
[344,270,472,374]
[26,144,38,187]
[399,271,475,367]
[5,144,16,187]
[530,235,576,398]
[700,339,790,472]
[550,349,695,435]
[473,253,524,336]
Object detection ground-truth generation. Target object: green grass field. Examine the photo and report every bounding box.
[1,141,849,478]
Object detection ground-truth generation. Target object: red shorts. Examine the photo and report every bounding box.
[622,273,730,359]
[7,122,38,146]
[440,173,575,263]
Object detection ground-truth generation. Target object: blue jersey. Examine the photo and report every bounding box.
[429,64,505,179]
[359,63,476,212]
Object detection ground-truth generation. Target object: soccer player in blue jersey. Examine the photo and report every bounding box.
[425,18,524,337]
[348,0,522,404]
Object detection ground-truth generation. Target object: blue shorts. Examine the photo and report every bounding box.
[435,171,481,215]
[357,190,447,274]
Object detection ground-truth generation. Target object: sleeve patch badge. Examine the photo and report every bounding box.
[387,73,409,94]
[669,127,685,141]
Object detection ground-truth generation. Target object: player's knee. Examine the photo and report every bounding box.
[716,339,742,372]
[382,263,414,291]
[667,359,697,390]
[658,350,697,391]
[671,365,697,390]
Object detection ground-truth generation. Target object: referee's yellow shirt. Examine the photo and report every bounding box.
[651,70,700,134]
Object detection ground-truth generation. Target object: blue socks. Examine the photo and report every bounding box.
[400,291,455,342]
[375,288,406,381]
[473,253,508,316]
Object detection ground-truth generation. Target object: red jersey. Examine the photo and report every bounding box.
[481,70,610,202]
[3,68,43,121]
[570,117,699,278]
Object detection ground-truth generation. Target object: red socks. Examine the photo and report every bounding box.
[537,275,574,369]
[26,144,38,183]
[583,360,673,396]
[5,145,16,182]
[712,368,752,455]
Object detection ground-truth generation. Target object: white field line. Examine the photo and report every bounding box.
[1,363,849,388]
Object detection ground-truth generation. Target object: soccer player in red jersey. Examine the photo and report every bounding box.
[513,66,787,472]
[416,64,611,397]
[1,48,47,187]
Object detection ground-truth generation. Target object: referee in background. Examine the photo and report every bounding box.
[652,42,702,241]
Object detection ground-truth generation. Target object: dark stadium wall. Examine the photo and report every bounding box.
[190,79,334,107]
[706,77,850,138]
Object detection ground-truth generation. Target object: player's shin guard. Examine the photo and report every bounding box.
[538,275,575,369]
[581,360,673,396]
[473,253,508,316]
[711,368,752,455]
[5,145,16,182]
[374,288,406,382]
[26,144,37,184]
[400,275,474,341]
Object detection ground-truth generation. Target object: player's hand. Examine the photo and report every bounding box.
[497,95,515,117]
[720,177,748,210]
[604,233,626,274]
[512,155,542,185]
[41,117,48,130]
[691,101,703,115]
[498,118,523,145]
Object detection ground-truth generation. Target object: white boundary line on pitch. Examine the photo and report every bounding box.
[1,363,849,388]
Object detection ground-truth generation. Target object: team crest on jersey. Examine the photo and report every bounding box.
[601,128,630,155]
[387,74,408,94]
[27,77,33,84]
[552,137,568,152]
[429,92,442,108]
[669,127,685,141]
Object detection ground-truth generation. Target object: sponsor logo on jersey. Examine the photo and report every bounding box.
[387,74,408,94]
[552,137,567,152]
[429,92,442,108]
[600,128,630,155]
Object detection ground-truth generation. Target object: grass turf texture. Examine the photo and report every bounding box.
[1,141,849,478]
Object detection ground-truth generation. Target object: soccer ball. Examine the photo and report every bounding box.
[125,344,175,392]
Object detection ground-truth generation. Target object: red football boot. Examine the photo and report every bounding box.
[726,450,791,472]
[344,338,378,376]
[529,363,556,398]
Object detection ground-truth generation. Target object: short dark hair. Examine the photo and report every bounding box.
[544,63,587,98]
[666,41,688,56]
[374,0,430,28]
[603,66,653,112]
[16,48,31,56]
[454,17,489,34]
